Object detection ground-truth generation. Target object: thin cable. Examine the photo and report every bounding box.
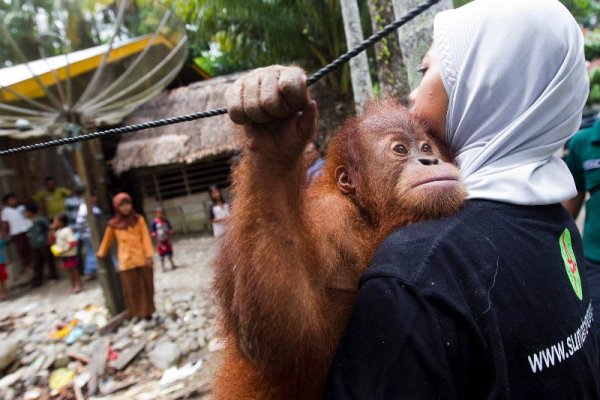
[0,0,440,156]
[0,108,228,155]
[307,0,440,86]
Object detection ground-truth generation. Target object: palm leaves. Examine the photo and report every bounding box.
[164,0,352,94]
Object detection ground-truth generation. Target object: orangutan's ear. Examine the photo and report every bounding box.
[335,166,355,195]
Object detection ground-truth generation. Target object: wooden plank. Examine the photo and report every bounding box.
[99,378,140,396]
[73,382,85,400]
[107,336,147,371]
[152,168,162,202]
[155,180,187,190]
[67,350,91,365]
[87,337,109,396]
[99,311,129,336]
[186,166,231,178]
[184,165,231,178]
[154,174,185,185]
[182,166,191,195]
[162,379,211,400]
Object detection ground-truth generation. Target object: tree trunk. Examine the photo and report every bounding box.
[339,0,373,113]
[367,0,411,104]
[391,0,453,90]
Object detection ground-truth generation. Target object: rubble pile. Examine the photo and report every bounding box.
[0,291,221,400]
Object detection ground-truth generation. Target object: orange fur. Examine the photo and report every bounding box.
[212,98,466,399]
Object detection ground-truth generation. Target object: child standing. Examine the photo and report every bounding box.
[97,193,155,319]
[1,193,32,276]
[150,206,177,272]
[208,185,230,238]
[25,202,59,287]
[0,231,9,300]
[76,189,102,280]
[52,214,81,294]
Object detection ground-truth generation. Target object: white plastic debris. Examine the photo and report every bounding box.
[159,360,203,387]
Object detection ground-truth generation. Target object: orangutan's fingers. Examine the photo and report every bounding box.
[259,68,292,119]
[243,72,272,124]
[226,79,251,125]
[278,66,310,113]
[297,100,319,141]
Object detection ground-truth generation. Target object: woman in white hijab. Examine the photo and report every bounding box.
[222,0,599,396]
[324,0,600,398]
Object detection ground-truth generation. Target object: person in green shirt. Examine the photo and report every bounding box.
[564,115,600,352]
[33,176,71,220]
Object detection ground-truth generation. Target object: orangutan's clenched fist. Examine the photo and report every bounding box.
[225,65,318,158]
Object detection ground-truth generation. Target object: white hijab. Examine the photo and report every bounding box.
[434,0,589,205]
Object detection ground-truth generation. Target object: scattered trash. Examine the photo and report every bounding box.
[67,350,91,365]
[64,326,84,345]
[108,348,119,361]
[0,369,23,391]
[48,368,75,391]
[49,320,78,340]
[0,236,221,399]
[208,337,225,352]
[47,305,110,346]
[22,387,43,400]
[98,377,115,395]
[163,298,174,315]
[108,336,148,371]
[20,302,39,314]
[159,360,203,387]
[98,376,137,396]
[74,304,109,330]
[0,339,18,370]
[74,371,91,388]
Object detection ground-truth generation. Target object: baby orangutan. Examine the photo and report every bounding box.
[212,66,467,399]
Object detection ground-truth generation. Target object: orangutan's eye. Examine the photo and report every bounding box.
[421,143,432,153]
[393,144,408,154]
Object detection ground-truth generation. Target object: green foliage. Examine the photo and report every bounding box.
[0,0,56,65]
[561,0,600,28]
[193,52,246,76]
[163,0,355,94]
[452,0,471,7]
[588,67,600,105]
[0,0,181,68]
[454,0,600,28]
[585,30,600,60]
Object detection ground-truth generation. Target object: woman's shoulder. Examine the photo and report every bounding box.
[364,201,505,285]
[135,215,150,228]
[366,218,463,280]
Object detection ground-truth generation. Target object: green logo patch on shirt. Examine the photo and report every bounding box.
[559,228,582,300]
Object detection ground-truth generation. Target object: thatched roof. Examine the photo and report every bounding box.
[111,71,352,173]
[111,73,244,173]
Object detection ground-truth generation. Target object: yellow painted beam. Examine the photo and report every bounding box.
[0,35,174,102]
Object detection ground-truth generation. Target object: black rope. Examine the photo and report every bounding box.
[0,0,440,156]
[307,0,439,86]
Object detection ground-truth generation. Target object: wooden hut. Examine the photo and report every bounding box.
[110,72,352,234]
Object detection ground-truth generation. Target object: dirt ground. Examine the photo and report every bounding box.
[0,234,217,319]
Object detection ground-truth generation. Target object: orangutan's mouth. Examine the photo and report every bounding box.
[411,176,459,188]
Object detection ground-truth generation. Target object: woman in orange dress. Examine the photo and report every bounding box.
[97,192,155,318]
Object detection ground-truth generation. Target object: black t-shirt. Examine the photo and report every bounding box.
[324,200,600,399]
[28,216,50,249]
